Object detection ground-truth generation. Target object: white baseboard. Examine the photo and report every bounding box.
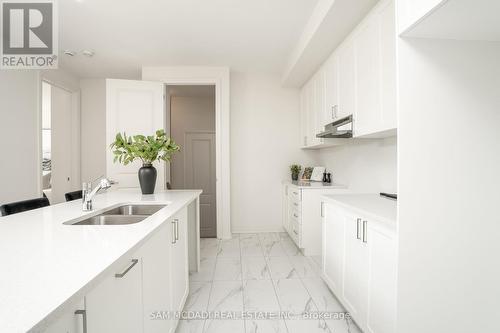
[231,226,286,234]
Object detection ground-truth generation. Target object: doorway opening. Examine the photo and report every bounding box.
[40,81,79,204]
[167,85,217,238]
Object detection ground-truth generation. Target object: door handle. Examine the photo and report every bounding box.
[74,309,87,333]
[362,220,368,243]
[115,259,139,278]
[174,219,179,241]
[171,220,176,244]
[356,218,361,240]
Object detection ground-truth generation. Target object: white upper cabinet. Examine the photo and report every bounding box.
[337,38,356,122]
[354,0,397,138]
[298,0,397,146]
[398,0,445,34]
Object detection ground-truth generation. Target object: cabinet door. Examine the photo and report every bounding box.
[322,204,345,295]
[337,39,356,120]
[354,15,381,137]
[141,221,173,333]
[299,85,309,147]
[324,54,339,123]
[366,225,397,333]
[42,299,85,333]
[307,79,320,146]
[379,0,397,131]
[342,214,369,324]
[171,208,189,318]
[314,69,327,135]
[86,256,143,333]
[282,184,289,233]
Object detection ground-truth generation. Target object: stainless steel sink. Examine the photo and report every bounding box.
[101,204,166,216]
[66,204,167,225]
[72,215,147,225]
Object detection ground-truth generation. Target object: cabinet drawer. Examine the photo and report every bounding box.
[288,187,302,202]
[289,206,301,224]
[288,199,301,212]
[290,218,302,246]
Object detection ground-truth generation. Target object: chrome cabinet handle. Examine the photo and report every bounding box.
[293,191,298,195]
[115,259,139,278]
[174,219,179,241]
[293,213,298,218]
[356,218,361,240]
[293,229,298,235]
[293,202,298,206]
[74,309,87,333]
[362,220,368,243]
[172,221,176,244]
[320,202,324,217]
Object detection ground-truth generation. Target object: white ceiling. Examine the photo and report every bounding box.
[58,0,318,79]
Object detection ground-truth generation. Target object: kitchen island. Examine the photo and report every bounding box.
[0,189,201,333]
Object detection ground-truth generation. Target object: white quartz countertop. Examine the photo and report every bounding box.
[0,189,201,333]
[322,194,397,229]
[283,179,347,189]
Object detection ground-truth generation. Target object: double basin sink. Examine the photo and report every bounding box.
[68,204,166,225]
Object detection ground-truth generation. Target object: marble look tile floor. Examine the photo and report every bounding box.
[180,233,361,333]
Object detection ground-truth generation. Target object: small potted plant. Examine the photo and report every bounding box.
[290,164,302,181]
[110,129,180,194]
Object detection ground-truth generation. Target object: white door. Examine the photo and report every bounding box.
[322,204,345,295]
[51,85,73,204]
[86,257,143,333]
[366,224,397,333]
[141,221,173,333]
[343,213,369,324]
[185,132,216,238]
[170,208,189,332]
[106,79,165,190]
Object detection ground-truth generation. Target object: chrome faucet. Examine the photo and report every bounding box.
[82,178,112,211]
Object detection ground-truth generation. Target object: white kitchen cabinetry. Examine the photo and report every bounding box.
[170,208,189,327]
[86,255,143,333]
[42,299,85,333]
[282,181,348,255]
[299,0,397,146]
[353,0,397,138]
[398,0,445,34]
[321,204,344,295]
[322,198,396,333]
[45,207,190,333]
[337,39,356,122]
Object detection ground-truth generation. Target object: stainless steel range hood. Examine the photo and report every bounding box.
[316,115,353,138]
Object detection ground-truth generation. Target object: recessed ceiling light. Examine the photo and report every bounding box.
[63,50,76,56]
[82,50,95,57]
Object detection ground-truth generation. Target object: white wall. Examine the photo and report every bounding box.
[314,137,397,193]
[397,38,500,332]
[170,94,216,189]
[230,71,315,233]
[0,71,40,204]
[80,79,107,182]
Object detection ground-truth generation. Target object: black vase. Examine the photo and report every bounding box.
[291,172,299,181]
[138,163,157,194]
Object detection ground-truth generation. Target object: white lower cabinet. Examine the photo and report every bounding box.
[86,256,143,333]
[170,208,189,329]
[322,202,396,333]
[42,207,190,333]
[42,298,85,333]
[322,204,345,295]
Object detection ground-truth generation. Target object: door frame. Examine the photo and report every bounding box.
[37,75,81,200]
[142,67,231,240]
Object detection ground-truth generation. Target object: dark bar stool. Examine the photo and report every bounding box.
[65,190,83,202]
[0,197,50,216]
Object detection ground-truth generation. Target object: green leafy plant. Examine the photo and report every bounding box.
[290,164,302,174]
[110,129,180,166]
